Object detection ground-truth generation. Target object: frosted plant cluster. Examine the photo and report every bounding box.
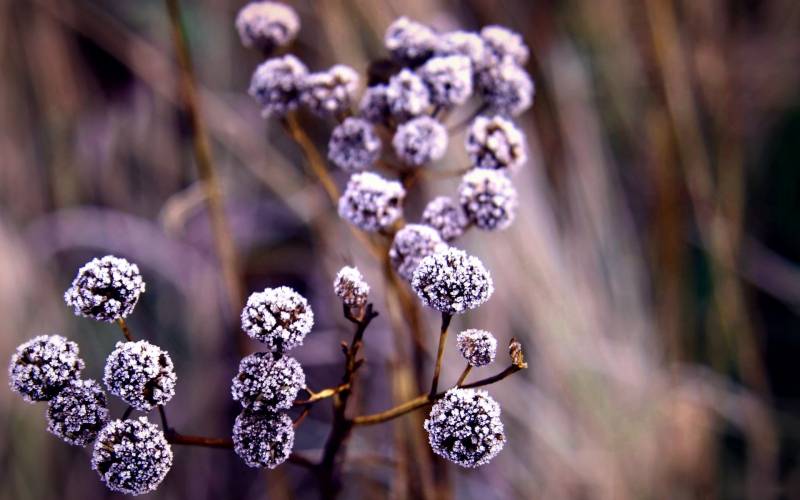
[104,340,177,411]
[334,265,370,307]
[301,64,360,116]
[411,247,494,314]
[232,352,306,411]
[456,329,498,367]
[8,334,84,402]
[249,54,308,117]
[459,168,518,230]
[392,116,449,166]
[241,286,315,351]
[421,196,469,242]
[390,224,447,281]
[338,172,406,232]
[233,410,295,469]
[64,255,145,323]
[46,379,110,446]
[466,114,527,172]
[328,117,382,172]
[235,1,299,51]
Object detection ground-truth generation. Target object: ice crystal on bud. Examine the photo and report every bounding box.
[418,55,473,107]
[328,117,382,171]
[436,31,489,73]
[47,379,110,446]
[249,55,308,117]
[301,65,359,116]
[64,255,145,323]
[480,25,529,66]
[338,172,406,232]
[393,116,448,166]
[8,335,84,403]
[233,410,294,469]
[235,1,300,52]
[477,61,534,116]
[421,196,469,242]
[359,84,392,123]
[103,341,176,411]
[92,417,173,496]
[334,266,370,307]
[241,287,314,352]
[424,388,506,468]
[459,168,518,231]
[389,224,447,281]
[384,17,438,64]
[232,353,305,411]
[411,247,494,314]
[456,329,498,367]
[386,69,431,121]
[466,115,527,172]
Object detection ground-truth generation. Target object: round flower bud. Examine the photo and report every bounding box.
[386,69,431,121]
[328,117,382,172]
[233,410,294,469]
[92,417,173,495]
[334,266,370,307]
[338,172,406,232]
[64,255,145,323]
[411,247,494,314]
[480,25,529,66]
[8,335,84,403]
[235,1,300,52]
[232,353,305,411]
[466,115,527,172]
[477,62,534,116]
[424,388,506,468]
[459,168,518,230]
[418,55,473,107]
[241,286,314,352]
[301,65,359,116]
[359,84,391,123]
[456,329,497,367]
[392,116,448,166]
[46,379,110,446]
[249,55,308,117]
[384,17,438,65]
[436,31,489,73]
[389,224,447,281]
[421,196,469,242]
[103,341,177,411]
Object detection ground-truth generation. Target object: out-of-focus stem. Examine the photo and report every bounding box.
[429,313,453,396]
[116,318,133,342]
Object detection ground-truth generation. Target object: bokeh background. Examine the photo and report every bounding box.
[2,0,800,499]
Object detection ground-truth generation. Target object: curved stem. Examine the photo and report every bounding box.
[295,384,351,405]
[116,318,133,342]
[429,313,453,397]
[456,364,472,387]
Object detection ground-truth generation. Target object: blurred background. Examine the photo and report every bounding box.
[1,0,799,499]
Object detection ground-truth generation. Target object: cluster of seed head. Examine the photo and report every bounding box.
[232,353,305,411]
[411,247,494,314]
[392,116,448,166]
[338,172,406,232]
[8,335,84,403]
[301,65,360,116]
[386,69,431,121]
[235,1,300,52]
[103,340,177,411]
[64,255,145,323]
[384,16,438,65]
[456,329,498,367]
[418,54,473,107]
[241,286,314,352]
[421,196,469,242]
[249,55,308,117]
[233,410,294,469]
[333,266,370,307]
[328,117,382,171]
[466,115,527,172]
[390,224,447,281]
[459,168,518,231]
[46,379,110,446]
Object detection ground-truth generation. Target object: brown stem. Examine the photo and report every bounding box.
[294,383,351,405]
[116,318,133,342]
[167,432,233,449]
[455,364,472,387]
[460,365,522,389]
[429,313,453,397]
[293,406,311,429]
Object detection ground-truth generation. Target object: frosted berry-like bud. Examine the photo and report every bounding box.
[456,329,497,367]
[478,62,534,116]
[301,65,359,116]
[386,69,431,122]
[359,84,391,123]
[418,55,473,107]
[233,410,294,469]
[459,168,518,231]
[8,335,84,403]
[328,117,382,172]
[480,25,529,66]
[232,353,305,411]
[47,379,110,446]
[235,1,300,52]
[64,255,145,323]
[389,224,447,281]
[249,55,308,117]
[338,172,406,232]
[436,31,489,73]
[421,196,469,242]
[334,266,370,307]
[466,115,527,172]
[411,247,493,314]
[241,286,314,352]
[384,17,438,65]
[92,417,173,495]
[103,341,177,411]
[392,116,448,166]
[424,388,506,468]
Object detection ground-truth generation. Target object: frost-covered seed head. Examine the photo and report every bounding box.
[424,388,506,468]
[480,25,529,66]
[392,116,448,166]
[8,335,84,403]
[384,17,438,64]
[418,55,473,107]
[389,224,447,281]
[64,255,145,323]
[103,341,176,411]
[249,55,308,117]
[478,62,534,116]
[436,31,490,73]
[241,287,314,352]
[328,118,382,171]
[456,329,498,367]
[47,379,110,446]
[338,172,406,232]
[334,266,370,307]
[359,84,391,123]
[411,247,494,314]
[421,196,469,242]
[466,115,527,172]
[459,168,518,231]
[233,410,294,469]
[386,69,431,121]
[92,417,173,495]
[301,65,359,116]
[231,353,305,411]
[235,1,300,52]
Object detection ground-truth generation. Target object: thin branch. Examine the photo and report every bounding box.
[167,432,232,449]
[455,364,472,387]
[429,313,453,397]
[460,365,522,390]
[116,318,133,342]
[293,407,311,429]
[294,384,351,405]
[158,405,170,430]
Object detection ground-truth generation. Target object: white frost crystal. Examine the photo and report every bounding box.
[328,117,382,171]
[384,16,438,64]
[8,335,84,403]
[456,329,498,367]
[480,25,529,66]
[386,69,431,121]
[459,168,518,231]
[47,378,110,446]
[392,116,448,166]
[418,55,473,107]
[338,172,406,232]
[233,410,294,469]
[301,64,359,116]
[64,255,145,323]
[421,196,469,242]
[235,1,300,51]
[241,286,314,352]
[466,115,527,172]
[477,61,534,117]
[389,224,447,281]
[411,247,494,314]
[249,55,308,117]
[103,341,177,411]
[231,353,305,411]
[334,266,370,307]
